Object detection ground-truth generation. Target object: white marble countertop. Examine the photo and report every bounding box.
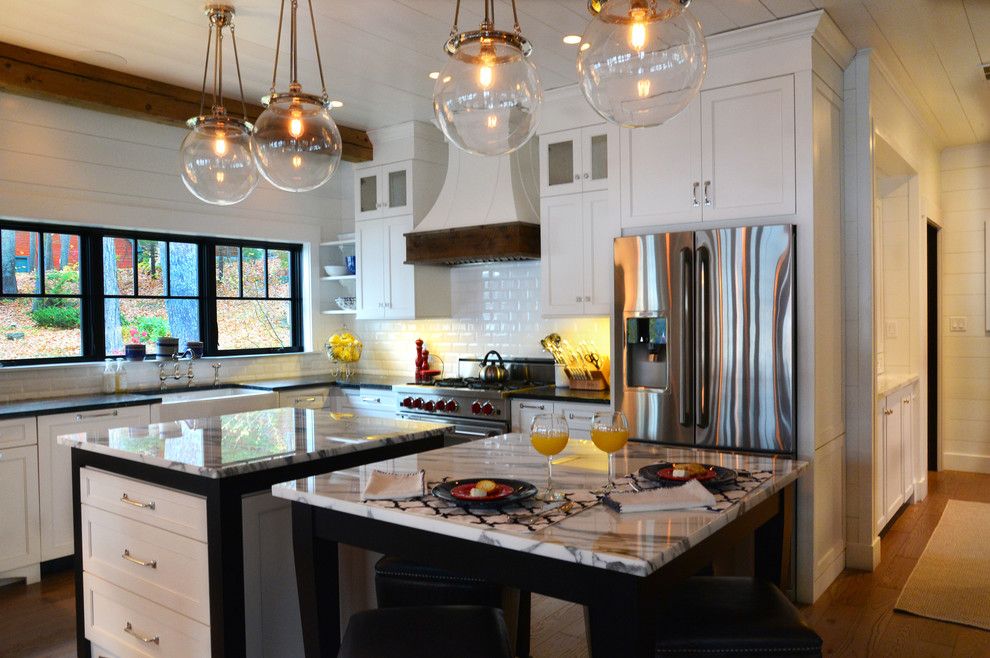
[272,434,806,576]
[877,372,919,399]
[57,408,448,479]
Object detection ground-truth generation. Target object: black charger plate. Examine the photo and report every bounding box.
[638,462,738,489]
[432,478,538,508]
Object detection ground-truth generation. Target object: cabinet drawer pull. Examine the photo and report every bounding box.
[568,413,593,421]
[120,493,155,510]
[703,181,712,206]
[295,397,318,403]
[123,621,160,645]
[883,409,893,416]
[360,397,381,404]
[902,399,911,405]
[75,410,119,421]
[519,403,546,410]
[121,549,157,569]
[692,181,700,207]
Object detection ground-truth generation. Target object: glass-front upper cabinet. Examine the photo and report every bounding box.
[354,164,412,220]
[539,124,610,197]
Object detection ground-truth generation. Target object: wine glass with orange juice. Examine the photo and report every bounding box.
[591,411,630,493]
[530,413,569,501]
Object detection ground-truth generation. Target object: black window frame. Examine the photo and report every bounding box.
[0,219,303,366]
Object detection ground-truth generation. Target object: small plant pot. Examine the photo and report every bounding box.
[124,344,147,362]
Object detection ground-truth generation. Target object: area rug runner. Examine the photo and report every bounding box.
[895,499,990,630]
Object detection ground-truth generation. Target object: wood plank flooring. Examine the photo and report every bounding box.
[1,470,988,657]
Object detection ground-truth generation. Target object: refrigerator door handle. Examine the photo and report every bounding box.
[697,245,711,429]
[679,247,693,426]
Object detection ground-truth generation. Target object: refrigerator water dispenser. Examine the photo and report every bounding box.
[625,317,668,390]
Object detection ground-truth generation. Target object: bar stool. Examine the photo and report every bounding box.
[654,577,823,657]
[338,605,513,658]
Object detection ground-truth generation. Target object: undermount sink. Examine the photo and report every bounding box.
[145,386,278,422]
[154,387,269,404]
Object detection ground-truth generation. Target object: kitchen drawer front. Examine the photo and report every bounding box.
[82,504,210,624]
[91,642,121,658]
[0,417,36,449]
[81,468,207,542]
[554,402,608,433]
[338,388,395,413]
[84,573,211,658]
[280,387,331,410]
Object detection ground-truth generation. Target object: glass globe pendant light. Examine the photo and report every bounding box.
[179,6,258,206]
[577,0,707,128]
[433,0,542,156]
[254,0,342,192]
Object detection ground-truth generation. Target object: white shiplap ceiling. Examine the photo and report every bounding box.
[0,0,987,147]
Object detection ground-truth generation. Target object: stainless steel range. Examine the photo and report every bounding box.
[394,357,554,440]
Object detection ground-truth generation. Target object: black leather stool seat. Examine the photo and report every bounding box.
[338,605,513,658]
[654,577,823,658]
[375,555,503,608]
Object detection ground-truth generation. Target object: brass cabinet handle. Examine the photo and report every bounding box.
[120,494,155,510]
[883,408,893,416]
[75,410,118,421]
[124,621,160,645]
[903,399,911,405]
[295,397,318,404]
[121,549,157,569]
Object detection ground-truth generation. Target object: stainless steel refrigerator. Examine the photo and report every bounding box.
[613,225,795,454]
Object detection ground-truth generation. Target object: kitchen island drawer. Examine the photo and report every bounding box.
[80,467,207,541]
[0,417,36,449]
[337,388,396,417]
[82,504,210,624]
[279,386,331,409]
[84,573,211,658]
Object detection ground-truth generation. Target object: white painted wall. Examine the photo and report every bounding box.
[939,143,990,473]
[0,92,353,398]
[879,176,913,370]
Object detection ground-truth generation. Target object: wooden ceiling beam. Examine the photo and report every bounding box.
[0,41,372,162]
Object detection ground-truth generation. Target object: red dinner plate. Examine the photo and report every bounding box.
[657,466,718,482]
[450,482,515,501]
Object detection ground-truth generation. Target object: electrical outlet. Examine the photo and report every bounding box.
[885,320,898,339]
[949,316,968,333]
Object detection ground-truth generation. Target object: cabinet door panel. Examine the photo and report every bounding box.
[883,399,903,524]
[38,406,151,561]
[541,195,586,317]
[584,190,615,315]
[0,445,40,572]
[382,164,410,217]
[355,167,382,220]
[901,394,914,501]
[582,126,611,193]
[383,216,415,319]
[540,128,584,197]
[355,219,385,319]
[621,99,703,228]
[511,399,551,434]
[701,76,796,221]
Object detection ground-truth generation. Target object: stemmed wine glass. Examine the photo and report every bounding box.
[529,413,569,501]
[591,411,630,493]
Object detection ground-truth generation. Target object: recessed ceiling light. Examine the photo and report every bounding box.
[329,100,344,108]
[429,71,440,80]
[562,35,582,45]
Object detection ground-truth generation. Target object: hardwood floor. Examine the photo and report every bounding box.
[2,471,988,657]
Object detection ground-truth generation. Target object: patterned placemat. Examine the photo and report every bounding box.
[365,484,600,533]
[611,468,776,513]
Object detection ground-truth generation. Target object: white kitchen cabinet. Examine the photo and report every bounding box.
[541,190,615,317]
[620,75,796,230]
[355,163,411,220]
[278,387,332,410]
[0,444,41,574]
[335,387,397,419]
[540,125,611,197]
[355,214,450,320]
[510,399,609,440]
[38,405,151,561]
[875,383,916,534]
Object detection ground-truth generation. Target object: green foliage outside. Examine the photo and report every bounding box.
[31,305,80,329]
[122,316,170,343]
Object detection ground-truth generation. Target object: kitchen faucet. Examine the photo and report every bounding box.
[212,362,222,387]
[158,359,196,390]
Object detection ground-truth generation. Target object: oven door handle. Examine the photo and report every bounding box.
[456,429,497,437]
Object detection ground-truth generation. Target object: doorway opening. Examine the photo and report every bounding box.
[927,222,940,471]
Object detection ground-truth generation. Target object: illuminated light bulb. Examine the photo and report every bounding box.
[214,135,228,156]
[478,64,494,89]
[486,114,498,129]
[292,154,303,169]
[216,170,225,183]
[289,115,304,139]
[637,78,651,98]
[629,15,647,50]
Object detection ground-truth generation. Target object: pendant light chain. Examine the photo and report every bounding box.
[511,0,521,33]
[197,23,213,118]
[290,0,298,85]
[230,25,249,123]
[215,19,223,112]
[451,0,461,36]
[307,0,329,99]
[269,0,286,95]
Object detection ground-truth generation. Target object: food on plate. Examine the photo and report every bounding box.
[671,463,711,478]
[468,487,487,497]
[475,479,498,493]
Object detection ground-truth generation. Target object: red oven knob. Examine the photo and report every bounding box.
[401,397,414,408]
[445,400,459,412]
[434,399,448,412]
[412,397,424,409]
[481,402,494,416]
[470,401,482,415]
[423,400,436,412]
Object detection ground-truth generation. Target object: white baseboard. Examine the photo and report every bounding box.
[845,537,881,571]
[943,452,990,474]
[0,563,41,586]
[812,547,846,602]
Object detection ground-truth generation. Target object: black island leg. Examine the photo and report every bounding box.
[292,502,341,658]
[72,449,91,658]
[206,481,247,658]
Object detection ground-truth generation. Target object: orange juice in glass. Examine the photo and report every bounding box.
[530,413,569,501]
[591,411,629,493]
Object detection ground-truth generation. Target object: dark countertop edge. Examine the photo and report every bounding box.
[237,377,402,392]
[0,396,163,421]
[506,386,611,404]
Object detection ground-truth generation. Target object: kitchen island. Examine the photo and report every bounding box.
[59,408,449,658]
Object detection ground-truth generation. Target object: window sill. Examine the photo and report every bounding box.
[0,351,323,372]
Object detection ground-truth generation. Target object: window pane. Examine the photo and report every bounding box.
[107,298,200,356]
[43,234,80,295]
[104,237,135,296]
[137,240,166,296]
[216,299,291,350]
[168,242,199,296]
[0,297,81,360]
[2,229,40,294]
[215,246,240,297]
[242,247,265,298]
[267,250,290,299]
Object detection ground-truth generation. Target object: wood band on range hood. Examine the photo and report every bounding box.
[404,222,540,266]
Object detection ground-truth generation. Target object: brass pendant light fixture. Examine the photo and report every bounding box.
[179,5,259,206]
[254,0,342,192]
[433,0,543,156]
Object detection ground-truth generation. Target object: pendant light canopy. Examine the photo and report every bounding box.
[180,6,258,206]
[577,0,707,128]
[254,0,342,192]
[433,0,542,156]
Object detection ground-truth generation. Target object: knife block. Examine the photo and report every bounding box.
[564,369,608,391]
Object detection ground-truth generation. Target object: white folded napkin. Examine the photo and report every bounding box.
[362,469,426,500]
[604,479,716,513]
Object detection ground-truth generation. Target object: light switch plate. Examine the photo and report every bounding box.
[885,320,898,338]
[949,316,968,332]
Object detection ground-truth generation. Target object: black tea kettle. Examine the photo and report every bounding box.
[479,350,508,383]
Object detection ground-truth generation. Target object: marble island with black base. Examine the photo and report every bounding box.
[59,407,449,658]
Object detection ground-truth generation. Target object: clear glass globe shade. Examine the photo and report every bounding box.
[433,39,542,156]
[577,0,707,128]
[253,94,342,192]
[179,118,258,206]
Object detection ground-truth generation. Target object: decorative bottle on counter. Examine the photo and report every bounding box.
[102,359,116,394]
[114,358,128,393]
